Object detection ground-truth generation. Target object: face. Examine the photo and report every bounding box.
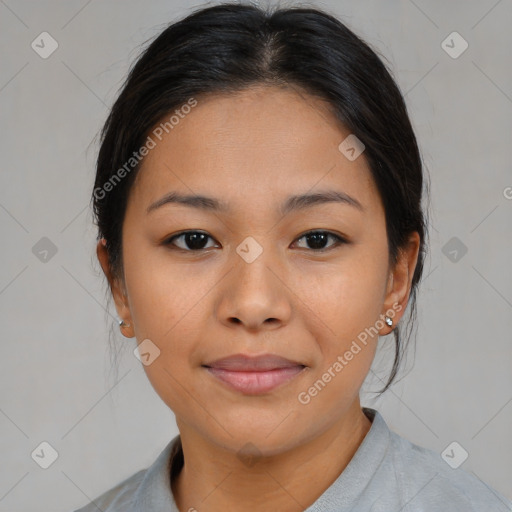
[98,85,419,456]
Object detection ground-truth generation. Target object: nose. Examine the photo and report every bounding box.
[215,249,292,332]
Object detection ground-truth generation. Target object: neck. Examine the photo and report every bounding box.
[172,401,372,512]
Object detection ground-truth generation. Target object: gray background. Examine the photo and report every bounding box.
[0,0,511,510]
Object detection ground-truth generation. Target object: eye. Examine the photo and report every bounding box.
[163,231,218,251]
[293,230,347,251]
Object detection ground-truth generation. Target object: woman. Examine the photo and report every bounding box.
[76,2,511,511]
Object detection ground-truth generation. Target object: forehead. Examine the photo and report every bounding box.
[129,85,379,214]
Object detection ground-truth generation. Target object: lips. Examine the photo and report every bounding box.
[203,354,306,395]
[204,354,304,371]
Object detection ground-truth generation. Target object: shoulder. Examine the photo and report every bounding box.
[71,436,181,512]
[73,469,146,512]
[386,430,512,511]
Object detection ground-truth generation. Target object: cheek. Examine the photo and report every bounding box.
[295,252,389,345]
[122,247,216,396]
[123,241,205,339]
[292,261,386,414]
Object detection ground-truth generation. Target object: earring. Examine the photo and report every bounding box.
[118,319,132,339]
[385,316,393,327]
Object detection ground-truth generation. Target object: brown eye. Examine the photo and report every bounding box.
[164,231,218,251]
[293,231,347,251]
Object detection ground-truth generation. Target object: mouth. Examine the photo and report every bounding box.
[202,354,307,395]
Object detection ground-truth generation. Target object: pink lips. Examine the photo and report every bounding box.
[203,354,306,395]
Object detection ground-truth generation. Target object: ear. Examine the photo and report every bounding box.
[96,238,134,338]
[382,231,421,331]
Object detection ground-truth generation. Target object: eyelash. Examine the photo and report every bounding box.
[163,230,348,253]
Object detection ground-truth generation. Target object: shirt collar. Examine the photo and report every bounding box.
[129,434,182,511]
[304,407,391,510]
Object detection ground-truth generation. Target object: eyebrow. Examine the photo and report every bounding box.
[146,189,364,215]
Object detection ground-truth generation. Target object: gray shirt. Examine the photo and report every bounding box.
[74,407,512,511]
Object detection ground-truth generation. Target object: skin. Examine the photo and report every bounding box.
[97,84,420,512]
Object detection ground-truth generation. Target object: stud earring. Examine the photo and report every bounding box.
[385,316,393,327]
[119,319,131,328]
